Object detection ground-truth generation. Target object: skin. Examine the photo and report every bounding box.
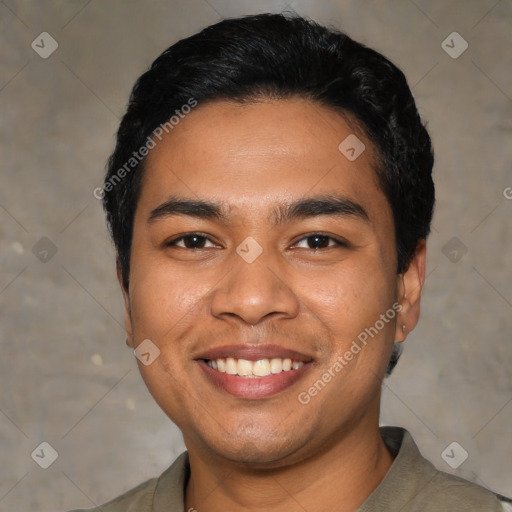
[119,98,426,512]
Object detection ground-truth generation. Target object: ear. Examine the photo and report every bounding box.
[116,259,134,348]
[394,239,427,342]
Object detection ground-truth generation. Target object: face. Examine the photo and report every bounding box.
[121,98,424,466]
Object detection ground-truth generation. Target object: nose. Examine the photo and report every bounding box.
[210,245,300,326]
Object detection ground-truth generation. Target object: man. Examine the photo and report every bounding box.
[72,13,510,512]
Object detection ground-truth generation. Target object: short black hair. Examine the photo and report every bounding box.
[102,13,435,374]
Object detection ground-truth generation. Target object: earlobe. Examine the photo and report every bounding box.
[394,240,427,342]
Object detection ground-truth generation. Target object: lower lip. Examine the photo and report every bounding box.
[197,360,311,399]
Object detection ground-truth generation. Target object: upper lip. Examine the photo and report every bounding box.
[195,344,313,362]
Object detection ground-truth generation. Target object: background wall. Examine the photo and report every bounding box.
[0,1,510,510]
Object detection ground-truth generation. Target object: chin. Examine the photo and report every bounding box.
[197,426,312,468]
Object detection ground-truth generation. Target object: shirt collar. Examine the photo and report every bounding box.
[151,426,435,511]
[357,426,438,511]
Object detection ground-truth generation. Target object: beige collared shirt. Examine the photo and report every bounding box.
[69,426,510,511]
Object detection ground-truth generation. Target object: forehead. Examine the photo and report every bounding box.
[139,98,389,225]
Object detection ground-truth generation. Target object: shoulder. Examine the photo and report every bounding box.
[374,427,510,511]
[66,451,190,512]
[415,469,507,511]
[66,476,158,512]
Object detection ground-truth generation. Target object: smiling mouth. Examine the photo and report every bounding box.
[204,357,305,378]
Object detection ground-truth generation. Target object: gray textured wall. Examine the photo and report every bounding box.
[0,1,511,511]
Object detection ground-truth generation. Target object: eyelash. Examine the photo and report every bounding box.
[165,232,348,250]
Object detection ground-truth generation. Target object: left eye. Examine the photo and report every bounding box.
[166,234,216,249]
[293,234,345,250]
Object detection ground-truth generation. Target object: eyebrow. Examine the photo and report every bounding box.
[147,194,370,225]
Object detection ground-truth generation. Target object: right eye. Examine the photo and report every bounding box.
[164,233,218,250]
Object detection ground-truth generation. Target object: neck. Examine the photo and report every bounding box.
[184,417,394,512]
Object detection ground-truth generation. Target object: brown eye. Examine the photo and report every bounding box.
[294,234,346,250]
[166,233,216,249]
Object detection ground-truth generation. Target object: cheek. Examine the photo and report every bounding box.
[129,242,216,320]
[127,259,205,416]
[301,262,398,395]
[302,262,395,336]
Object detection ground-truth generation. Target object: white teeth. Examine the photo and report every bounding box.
[253,359,271,377]
[270,358,283,374]
[207,357,304,377]
[237,359,253,376]
[225,357,237,375]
